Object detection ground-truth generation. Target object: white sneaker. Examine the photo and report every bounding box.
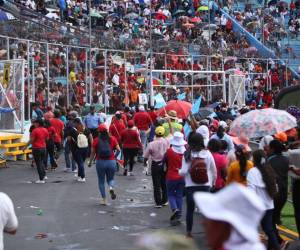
[74,173,78,178]
[100,198,107,206]
[71,170,77,173]
[44,176,48,180]
[64,168,71,172]
[35,180,45,184]
[127,171,131,176]
[77,178,86,183]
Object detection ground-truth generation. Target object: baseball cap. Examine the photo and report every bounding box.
[155,126,165,136]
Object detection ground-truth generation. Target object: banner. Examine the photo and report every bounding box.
[191,96,202,114]
[138,93,148,104]
[154,93,166,109]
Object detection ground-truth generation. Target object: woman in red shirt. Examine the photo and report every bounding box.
[165,132,186,225]
[44,120,58,171]
[207,139,228,192]
[120,120,142,176]
[89,124,121,205]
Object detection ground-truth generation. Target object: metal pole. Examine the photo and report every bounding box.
[85,49,88,104]
[191,55,194,102]
[266,59,269,91]
[21,60,25,133]
[27,40,30,120]
[6,37,9,60]
[285,60,288,87]
[46,43,50,106]
[32,57,35,102]
[89,0,92,104]
[149,0,154,107]
[222,72,226,102]
[104,50,107,114]
[124,51,128,106]
[150,62,154,106]
[66,47,69,106]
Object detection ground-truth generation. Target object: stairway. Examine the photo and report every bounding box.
[0,133,32,162]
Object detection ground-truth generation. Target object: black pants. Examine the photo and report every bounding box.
[292,179,300,238]
[151,162,167,206]
[89,128,98,138]
[123,148,139,172]
[44,140,57,169]
[273,187,288,225]
[261,209,280,250]
[185,186,210,233]
[32,148,46,181]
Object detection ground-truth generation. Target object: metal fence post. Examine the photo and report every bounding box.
[46,43,50,105]
[104,49,107,114]
[85,49,88,104]
[124,51,128,106]
[27,40,30,120]
[6,37,9,60]
[66,47,69,106]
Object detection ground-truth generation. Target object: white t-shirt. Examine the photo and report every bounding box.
[0,192,18,250]
[247,168,274,210]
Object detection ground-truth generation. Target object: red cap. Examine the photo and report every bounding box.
[98,123,108,132]
[128,120,134,128]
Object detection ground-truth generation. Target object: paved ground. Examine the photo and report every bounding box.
[0,158,209,250]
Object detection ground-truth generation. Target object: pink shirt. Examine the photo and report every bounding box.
[212,152,228,189]
[143,137,169,162]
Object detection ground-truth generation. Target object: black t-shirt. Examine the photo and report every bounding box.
[268,154,290,192]
[69,127,91,153]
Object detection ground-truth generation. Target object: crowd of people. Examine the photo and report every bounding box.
[9,98,297,250]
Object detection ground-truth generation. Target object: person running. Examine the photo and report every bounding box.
[179,132,217,238]
[44,120,58,171]
[247,150,280,250]
[207,139,228,192]
[165,132,186,225]
[68,118,92,182]
[226,145,253,185]
[144,126,169,208]
[120,120,142,176]
[89,124,121,205]
[24,119,49,183]
[83,106,102,138]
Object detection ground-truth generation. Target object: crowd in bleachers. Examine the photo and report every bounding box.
[0,0,300,115]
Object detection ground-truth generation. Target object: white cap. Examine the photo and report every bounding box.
[196,125,209,147]
[139,105,145,112]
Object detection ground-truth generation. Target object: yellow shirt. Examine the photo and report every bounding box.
[226,160,253,186]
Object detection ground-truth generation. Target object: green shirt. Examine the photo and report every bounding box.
[162,122,183,137]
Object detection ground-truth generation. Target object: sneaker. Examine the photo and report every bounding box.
[43,176,48,180]
[77,178,86,183]
[71,169,77,173]
[123,169,128,176]
[170,209,179,221]
[100,198,107,206]
[186,233,193,239]
[109,188,117,200]
[154,205,162,208]
[162,202,169,206]
[35,180,45,184]
[127,171,133,176]
[64,168,71,173]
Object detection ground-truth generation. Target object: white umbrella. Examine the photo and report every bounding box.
[46,12,59,19]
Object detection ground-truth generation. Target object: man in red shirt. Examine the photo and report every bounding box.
[148,106,158,124]
[133,105,152,162]
[24,119,49,183]
[50,110,64,154]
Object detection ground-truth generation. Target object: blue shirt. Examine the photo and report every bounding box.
[211,133,235,152]
[83,113,101,129]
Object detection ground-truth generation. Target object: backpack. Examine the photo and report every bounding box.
[189,157,208,184]
[77,132,88,148]
[97,137,112,159]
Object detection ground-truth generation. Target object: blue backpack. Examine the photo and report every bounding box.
[97,137,112,159]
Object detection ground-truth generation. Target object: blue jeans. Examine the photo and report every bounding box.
[167,179,185,216]
[185,186,210,233]
[72,148,88,178]
[138,130,148,160]
[64,141,76,171]
[96,160,116,198]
